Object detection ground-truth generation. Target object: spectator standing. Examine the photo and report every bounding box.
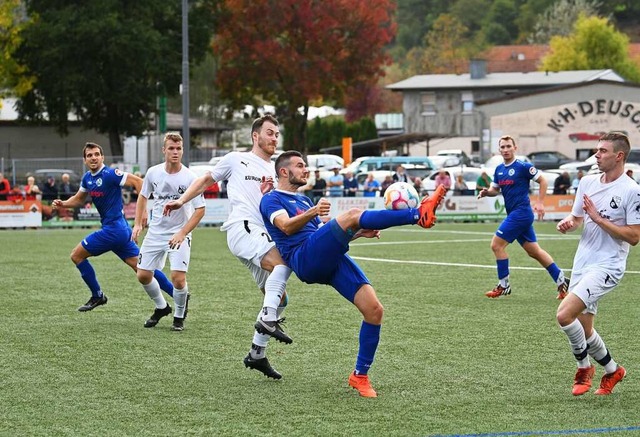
[392,165,410,183]
[24,176,42,200]
[327,166,344,197]
[311,169,327,204]
[0,172,11,200]
[553,171,571,195]
[380,175,394,196]
[571,170,584,193]
[362,173,380,197]
[434,170,452,191]
[41,176,58,202]
[58,173,77,200]
[343,171,358,197]
[476,171,492,195]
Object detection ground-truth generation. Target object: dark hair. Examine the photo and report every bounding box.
[251,114,279,135]
[83,142,104,158]
[275,151,303,175]
[599,131,631,161]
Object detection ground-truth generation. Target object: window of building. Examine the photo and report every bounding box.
[461,91,474,113]
[421,92,436,115]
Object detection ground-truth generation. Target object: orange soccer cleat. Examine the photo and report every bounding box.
[348,372,377,398]
[557,278,570,300]
[485,284,511,298]
[572,365,595,396]
[417,185,447,229]
[594,366,626,395]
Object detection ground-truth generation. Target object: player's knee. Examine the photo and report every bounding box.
[556,308,574,327]
[171,272,186,289]
[136,269,153,284]
[365,301,384,324]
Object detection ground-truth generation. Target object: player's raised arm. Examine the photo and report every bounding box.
[164,173,215,216]
[273,197,331,236]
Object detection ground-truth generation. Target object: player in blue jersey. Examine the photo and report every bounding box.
[477,135,569,299]
[52,142,174,311]
[260,151,446,397]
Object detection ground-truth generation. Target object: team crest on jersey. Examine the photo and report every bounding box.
[529,167,537,175]
[96,178,103,187]
[115,169,123,176]
[178,185,187,194]
[508,168,515,176]
[610,196,622,209]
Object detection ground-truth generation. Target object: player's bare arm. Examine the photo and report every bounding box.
[582,194,640,245]
[273,198,331,236]
[132,194,148,244]
[477,186,499,199]
[52,190,88,210]
[169,206,205,249]
[124,172,143,193]
[557,214,583,234]
[164,173,215,216]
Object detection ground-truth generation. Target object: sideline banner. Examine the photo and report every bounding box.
[0,200,43,228]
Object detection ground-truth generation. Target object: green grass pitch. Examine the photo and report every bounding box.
[2,222,640,436]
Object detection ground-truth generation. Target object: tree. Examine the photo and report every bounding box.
[0,0,34,101]
[409,14,473,75]
[212,0,396,152]
[528,0,603,44]
[541,14,640,82]
[15,0,216,156]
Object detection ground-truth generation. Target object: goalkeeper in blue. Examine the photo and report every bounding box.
[260,151,446,397]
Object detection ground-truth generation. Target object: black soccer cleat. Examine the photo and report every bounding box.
[144,304,172,328]
[254,318,293,344]
[78,294,108,312]
[243,354,282,380]
[171,317,184,332]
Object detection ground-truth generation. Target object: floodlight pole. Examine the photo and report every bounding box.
[182,0,190,166]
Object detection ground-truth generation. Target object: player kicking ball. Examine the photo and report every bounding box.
[259,151,446,397]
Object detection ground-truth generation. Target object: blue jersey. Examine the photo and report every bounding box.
[80,165,128,228]
[493,160,538,214]
[260,190,320,265]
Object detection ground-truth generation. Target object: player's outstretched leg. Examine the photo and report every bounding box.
[417,185,447,228]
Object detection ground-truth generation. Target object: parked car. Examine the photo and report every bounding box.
[482,154,531,176]
[305,154,344,170]
[526,151,578,170]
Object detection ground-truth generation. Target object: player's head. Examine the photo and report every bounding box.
[162,132,184,164]
[83,142,105,171]
[598,131,630,161]
[275,151,308,188]
[83,142,103,158]
[498,135,517,162]
[251,114,279,157]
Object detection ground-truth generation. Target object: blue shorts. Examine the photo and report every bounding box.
[496,209,537,246]
[289,220,370,302]
[82,225,140,260]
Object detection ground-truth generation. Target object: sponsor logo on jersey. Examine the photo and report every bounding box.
[240,161,249,167]
[245,175,262,182]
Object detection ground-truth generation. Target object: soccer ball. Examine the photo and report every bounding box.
[383,182,420,210]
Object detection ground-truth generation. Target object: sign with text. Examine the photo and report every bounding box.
[0,200,43,228]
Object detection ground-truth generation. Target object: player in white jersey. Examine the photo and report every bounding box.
[164,115,292,379]
[133,132,205,331]
[556,132,640,396]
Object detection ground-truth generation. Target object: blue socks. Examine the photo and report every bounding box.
[76,260,102,298]
[546,263,562,283]
[154,270,174,297]
[359,209,416,230]
[497,259,509,282]
[355,321,381,375]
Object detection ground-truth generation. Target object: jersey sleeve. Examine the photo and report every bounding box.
[112,168,128,187]
[210,152,234,182]
[626,184,640,225]
[523,162,539,181]
[260,192,287,226]
[79,173,89,192]
[140,168,154,198]
[571,179,585,217]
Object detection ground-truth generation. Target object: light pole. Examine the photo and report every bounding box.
[182,0,190,165]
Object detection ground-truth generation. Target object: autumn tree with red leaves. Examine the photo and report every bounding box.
[213,0,396,152]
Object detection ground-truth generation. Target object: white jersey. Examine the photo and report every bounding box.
[571,173,640,278]
[210,151,276,230]
[141,163,205,238]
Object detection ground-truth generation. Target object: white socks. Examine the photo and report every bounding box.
[142,278,168,309]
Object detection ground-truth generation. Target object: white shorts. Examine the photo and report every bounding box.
[225,220,274,289]
[138,234,192,272]
[569,268,618,315]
